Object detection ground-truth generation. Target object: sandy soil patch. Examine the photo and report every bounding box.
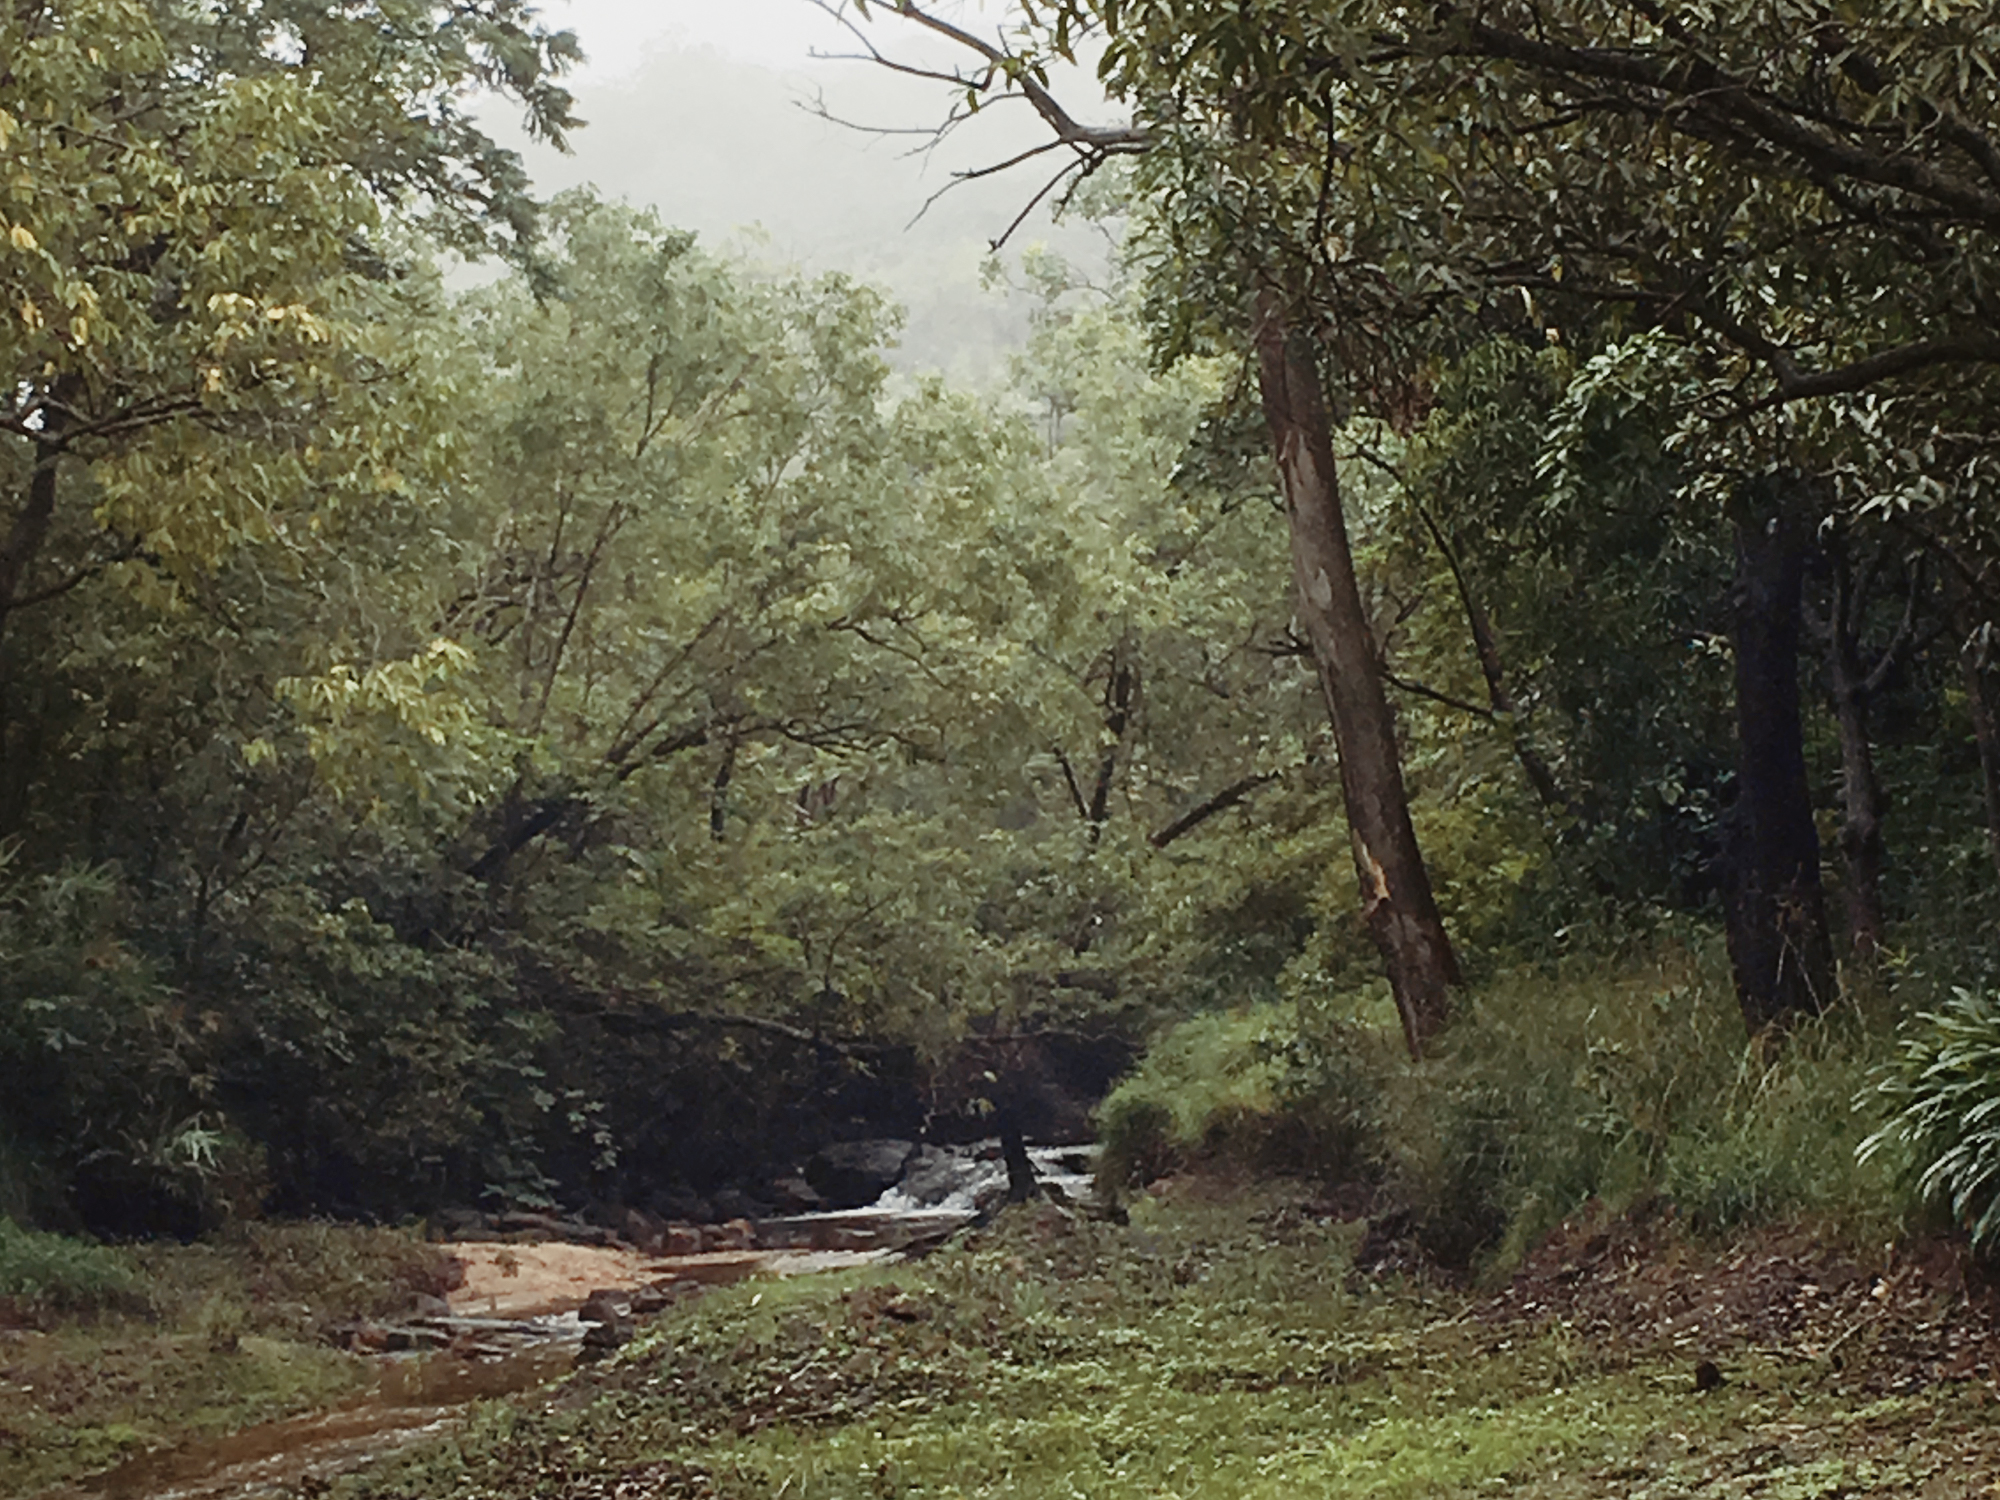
[446,1243,889,1319]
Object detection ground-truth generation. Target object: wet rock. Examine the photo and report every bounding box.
[631,1284,675,1315]
[620,1208,669,1254]
[807,1139,918,1209]
[663,1224,703,1256]
[579,1290,630,1326]
[578,1318,631,1361]
[898,1146,972,1207]
[768,1175,825,1213]
[494,1210,618,1244]
[710,1187,767,1222]
[432,1207,493,1241]
[341,1320,388,1354]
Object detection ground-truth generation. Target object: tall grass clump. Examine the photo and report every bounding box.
[1101,936,1908,1272]
[1861,987,2000,1253]
[1097,1003,1391,1189]
[0,1217,140,1314]
[1378,942,1900,1263]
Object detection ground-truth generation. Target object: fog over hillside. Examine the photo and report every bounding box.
[483,11,1122,380]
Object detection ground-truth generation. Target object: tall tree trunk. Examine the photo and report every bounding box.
[1960,628,2000,888]
[1818,539,1906,958]
[1826,666,1887,957]
[0,421,67,837]
[1086,634,1139,843]
[1253,288,1459,1056]
[997,1104,1040,1204]
[1723,486,1834,1033]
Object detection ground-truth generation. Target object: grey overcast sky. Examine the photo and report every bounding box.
[482,0,1124,379]
[544,0,854,82]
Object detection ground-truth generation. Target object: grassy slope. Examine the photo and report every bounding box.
[338,1184,2000,1500]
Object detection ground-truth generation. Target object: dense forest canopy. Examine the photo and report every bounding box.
[3,0,2000,1266]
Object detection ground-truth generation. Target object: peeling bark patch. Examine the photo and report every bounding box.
[1359,846,1390,914]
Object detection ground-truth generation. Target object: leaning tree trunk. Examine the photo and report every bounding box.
[1254,288,1459,1056]
[1723,486,1834,1033]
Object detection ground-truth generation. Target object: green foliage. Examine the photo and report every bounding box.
[16,0,2000,1253]
[1861,988,2000,1252]
[1097,1005,1288,1180]
[1098,1002,1389,1190]
[0,851,214,1226]
[0,1217,138,1313]
[1383,952,1901,1263]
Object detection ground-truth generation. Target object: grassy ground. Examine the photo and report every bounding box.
[335,1182,2000,1500]
[0,1221,453,1494]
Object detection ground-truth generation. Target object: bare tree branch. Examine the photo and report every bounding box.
[1149,773,1278,849]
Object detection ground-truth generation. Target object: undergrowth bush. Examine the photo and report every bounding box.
[1101,937,1906,1272]
[1096,1004,1385,1189]
[0,1217,140,1313]
[1861,987,2000,1253]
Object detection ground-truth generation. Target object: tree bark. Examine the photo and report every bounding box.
[1817,539,1912,958]
[0,411,70,836]
[1961,629,2000,888]
[1085,634,1139,843]
[1826,660,1887,957]
[998,1105,1040,1204]
[1254,288,1459,1056]
[1722,486,1834,1033]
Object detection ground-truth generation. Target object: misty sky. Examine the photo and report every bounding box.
[486,0,1126,379]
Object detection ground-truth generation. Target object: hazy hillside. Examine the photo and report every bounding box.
[482,40,1120,380]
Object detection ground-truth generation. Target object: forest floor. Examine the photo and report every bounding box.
[326,1179,2000,1500]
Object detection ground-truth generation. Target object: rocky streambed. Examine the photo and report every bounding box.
[44,1140,1100,1500]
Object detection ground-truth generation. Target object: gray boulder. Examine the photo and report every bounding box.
[806,1139,918,1209]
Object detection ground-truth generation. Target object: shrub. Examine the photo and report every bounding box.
[1097,1002,1383,1189]
[0,1218,140,1314]
[1861,987,2000,1253]
[1100,936,1906,1272]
